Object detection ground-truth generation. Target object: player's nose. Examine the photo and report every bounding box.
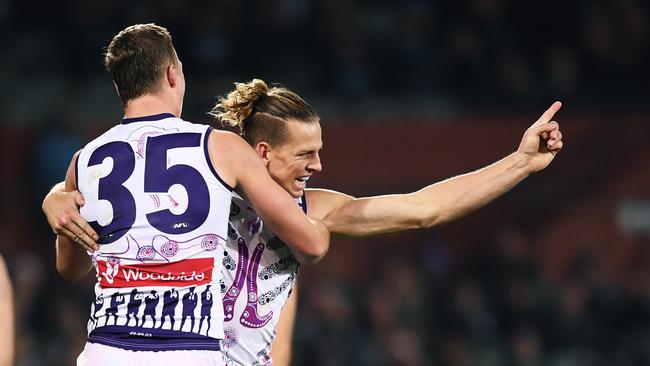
[308,152,322,173]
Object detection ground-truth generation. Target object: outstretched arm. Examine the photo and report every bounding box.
[308,102,564,237]
[54,153,93,280]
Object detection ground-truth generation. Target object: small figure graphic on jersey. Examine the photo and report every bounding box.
[198,285,213,335]
[140,290,159,328]
[158,288,179,330]
[105,292,125,326]
[180,286,198,332]
[90,294,104,328]
[125,288,143,326]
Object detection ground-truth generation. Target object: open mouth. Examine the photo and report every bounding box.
[295,176,310,186]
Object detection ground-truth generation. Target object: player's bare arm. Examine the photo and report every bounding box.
[308,102,564,238]
[0,254,14,366]
[269,282,299,366]
[208,130,329,264]
[43,181,99,252]
[54,152,93,281]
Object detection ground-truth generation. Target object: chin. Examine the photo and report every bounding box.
[286,186,303,198]
[289,190,303,198]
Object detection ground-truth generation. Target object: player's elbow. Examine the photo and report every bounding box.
[56,257,91,282]
[56,263,87,282]
[294,239,329,265]
[409,208,448,230]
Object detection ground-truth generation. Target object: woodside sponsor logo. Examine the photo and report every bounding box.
[97,258,213,288]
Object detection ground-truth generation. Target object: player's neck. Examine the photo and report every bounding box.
[123,94,181,119]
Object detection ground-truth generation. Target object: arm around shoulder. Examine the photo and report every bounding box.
[55,152,93,281]
[208,131,329,264]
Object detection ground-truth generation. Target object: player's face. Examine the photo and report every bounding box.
[266,119,323,198]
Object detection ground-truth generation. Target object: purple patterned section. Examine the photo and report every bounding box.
[136,245,155,261]
[113,233,224,264]
[240,243,272,328]
[247,217,262,235]
[161,240,179,257]
[88,325,221,351]
[222,326,238,350]
[201,234,219,251]
[223,238,248,322]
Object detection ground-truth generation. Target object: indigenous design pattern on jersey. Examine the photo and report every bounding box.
[221,193,303,365]
[76,114,232,351]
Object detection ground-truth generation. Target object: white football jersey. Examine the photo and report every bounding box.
[220,193,304,365]
[76,113,232,351]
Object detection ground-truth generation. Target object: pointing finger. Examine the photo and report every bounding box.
[532,101,562,127]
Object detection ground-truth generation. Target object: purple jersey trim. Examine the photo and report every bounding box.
[204,127,234,191]
[122,113,176,125]
[88,326,221,352]
[299,192,307,213]
[74,153,79,189]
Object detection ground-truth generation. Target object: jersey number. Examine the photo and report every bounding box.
[87,133,210,243]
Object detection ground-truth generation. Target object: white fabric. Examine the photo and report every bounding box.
[77,342,226,366]
[220,193,303,366]
[76,116,232,349]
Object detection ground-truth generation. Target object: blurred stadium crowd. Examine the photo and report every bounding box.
[1,0,649,125]
[0,0,648,365]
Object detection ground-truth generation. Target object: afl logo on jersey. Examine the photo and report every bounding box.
[172,222,189,229]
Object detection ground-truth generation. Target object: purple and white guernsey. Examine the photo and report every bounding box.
[76,113,232,351]
[220,193,304,366]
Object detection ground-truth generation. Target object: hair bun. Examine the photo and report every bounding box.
[210,79,268,130]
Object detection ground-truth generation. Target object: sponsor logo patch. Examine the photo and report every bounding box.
[97,258,213,288]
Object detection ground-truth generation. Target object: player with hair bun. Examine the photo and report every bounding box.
[45,78,563,365]
[46,24,327,366]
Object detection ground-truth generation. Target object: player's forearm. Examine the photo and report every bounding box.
[56,237,92,281]
[286,219,330,264]
[413,151,530,227]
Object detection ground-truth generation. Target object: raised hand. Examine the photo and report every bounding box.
[517,101,564,173]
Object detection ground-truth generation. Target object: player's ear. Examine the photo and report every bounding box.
[166,63,179,88]
[254,142,272,166]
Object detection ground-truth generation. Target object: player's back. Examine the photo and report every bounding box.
[75,113,232,351]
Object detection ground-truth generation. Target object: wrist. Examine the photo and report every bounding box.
[510,151,534,177]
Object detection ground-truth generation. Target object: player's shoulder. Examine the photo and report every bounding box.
[207,129,249,151]
[208,128,242,140]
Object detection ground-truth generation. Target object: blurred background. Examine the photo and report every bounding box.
[1,0,649,365]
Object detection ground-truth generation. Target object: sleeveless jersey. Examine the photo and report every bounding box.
[220,193,305,365]
[76,113,232,351]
